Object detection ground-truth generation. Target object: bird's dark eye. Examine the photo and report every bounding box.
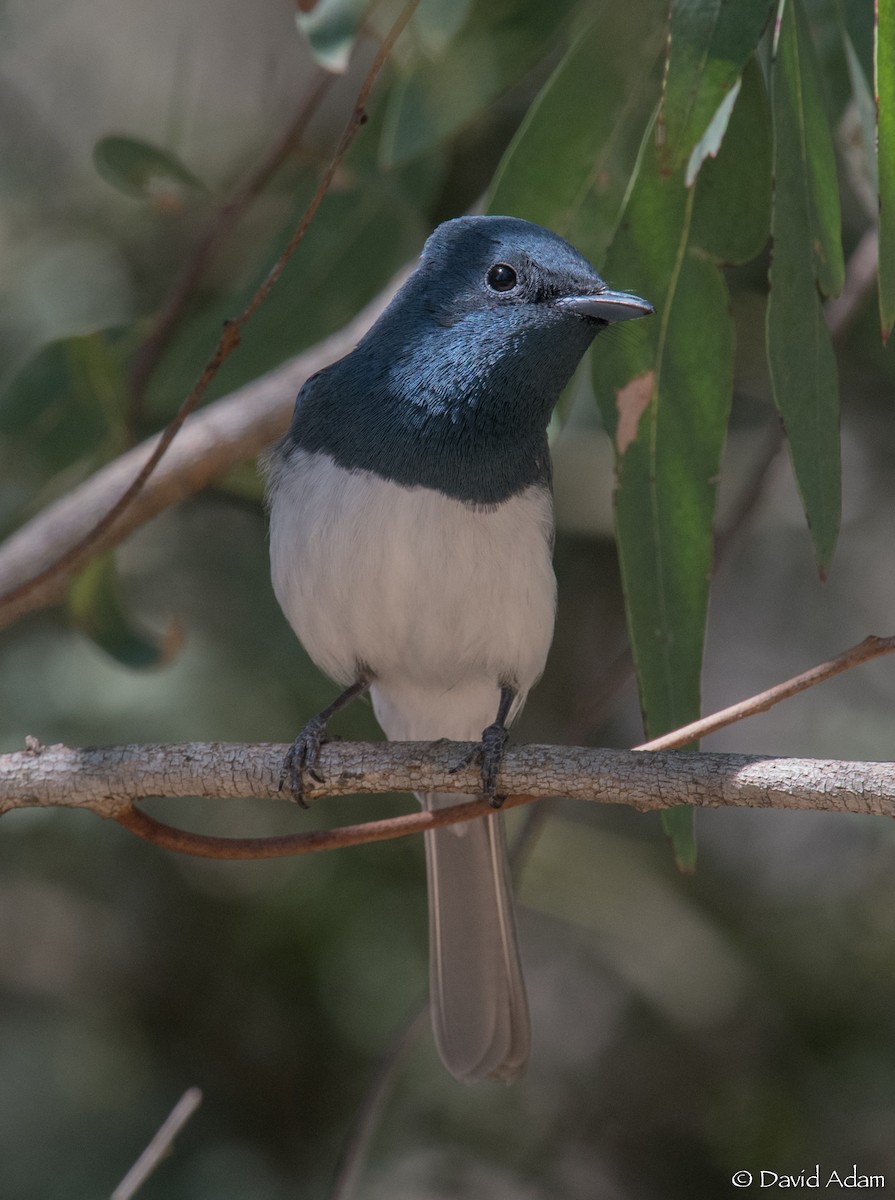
[486,263,517,292]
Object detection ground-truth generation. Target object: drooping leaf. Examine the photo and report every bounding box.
[767,0,844,572]
[591,62,772,870]
[691,58,771,264]
[657,807,697,875]
[876,0,895,339]
[684,77,740,188]
[661,0,773,177]
[770,0,844,298]
[68,553,182,669]
[295,0,366,73]
[93,135,206,202]
[486,0,666,265]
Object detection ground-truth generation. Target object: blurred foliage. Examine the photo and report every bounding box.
[1,0,895,1197]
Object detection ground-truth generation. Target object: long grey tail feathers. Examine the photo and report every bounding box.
[422,792,530,1082]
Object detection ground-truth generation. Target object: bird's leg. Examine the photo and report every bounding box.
[280,677,370,807]
[451,685,516,808]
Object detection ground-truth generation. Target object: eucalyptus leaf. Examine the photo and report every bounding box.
[684,77,739,188]
[591,62,773,869]
[767,0,844,571]
[661,0,773,175]
[93,135,206,201]
[691,58,771,264]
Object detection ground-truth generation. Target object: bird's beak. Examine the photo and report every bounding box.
[556,289,654,324]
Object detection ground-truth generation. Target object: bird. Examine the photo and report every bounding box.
[264,215,653,1082]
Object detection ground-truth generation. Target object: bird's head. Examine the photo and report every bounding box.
[414,214,653,335]
[368,215,653,422]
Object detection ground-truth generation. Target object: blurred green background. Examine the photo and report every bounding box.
[2,1,895,1197]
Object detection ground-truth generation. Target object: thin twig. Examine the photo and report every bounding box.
[112,793,508,859]
[0,0,420,618]
[636,633,895,751]
[110,1087,203,1200]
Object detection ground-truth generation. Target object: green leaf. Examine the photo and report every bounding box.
[593,169,732,737]
[661,807,697,874]
[592,165,726,871]
[591,63,771,869]
[771,0,845,298]
[68,554,181,669]
[683,77,740,188]
[295,0,366,74]
[378,0,565,167]
[661,0,773,176]
[93,135,206,201]
[486,1,666,265]
[691,57,771,264]
[767,0,844,571]
[876,0,895,338]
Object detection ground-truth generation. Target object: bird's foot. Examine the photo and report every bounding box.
[451,721,510,808]
[279,715,328,807]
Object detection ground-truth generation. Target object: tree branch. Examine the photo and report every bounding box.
[3,631,893,857]
[3,739,895,851]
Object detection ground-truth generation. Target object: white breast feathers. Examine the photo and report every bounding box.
[267,447,557,740]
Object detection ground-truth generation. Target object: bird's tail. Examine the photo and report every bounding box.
[422,792,530,1082]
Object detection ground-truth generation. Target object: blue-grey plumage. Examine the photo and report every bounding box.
[265,215,653,1082]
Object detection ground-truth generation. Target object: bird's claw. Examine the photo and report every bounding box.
[451,721,509,808]
[279,714,328,807]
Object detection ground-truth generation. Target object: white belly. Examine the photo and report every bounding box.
[267,449,557,739]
